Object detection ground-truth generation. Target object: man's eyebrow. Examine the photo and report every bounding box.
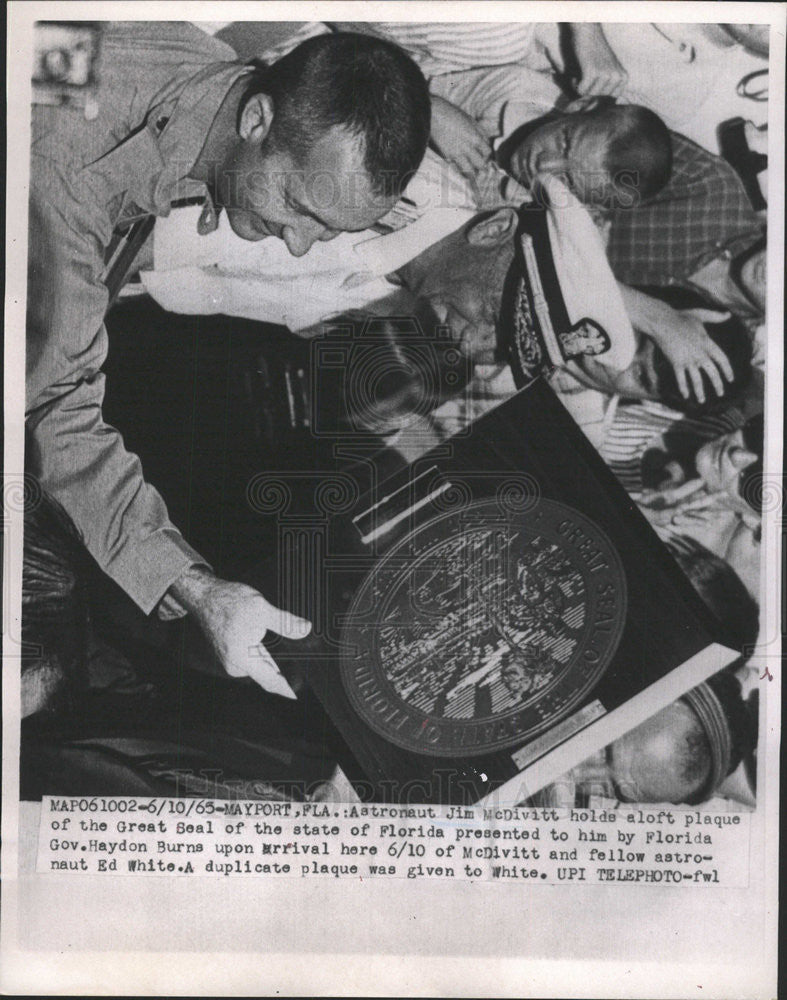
[290,195,331,227]
[284,183,336,229]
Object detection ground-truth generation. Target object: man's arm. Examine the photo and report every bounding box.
[566,23,628,98]
[26,160,203,614]
[27,157,310,690]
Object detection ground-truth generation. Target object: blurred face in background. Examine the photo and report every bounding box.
[507,115,618,206]
[606,702,708,803]
[398,208,518,364]
[695,427,759,512]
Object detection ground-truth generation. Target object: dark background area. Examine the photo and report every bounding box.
[20,296,378,799]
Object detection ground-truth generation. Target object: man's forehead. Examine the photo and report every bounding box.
[288,127,392,227]
[453,227,515,272]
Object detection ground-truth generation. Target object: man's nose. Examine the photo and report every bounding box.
[282,222,324,258]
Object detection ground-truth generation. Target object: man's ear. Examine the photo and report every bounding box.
[465,207,519,247]
[238,93,275,145]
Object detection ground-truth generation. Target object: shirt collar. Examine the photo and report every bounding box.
[196,189,221,235]
[83,61,251,227]
[152,62,253,225]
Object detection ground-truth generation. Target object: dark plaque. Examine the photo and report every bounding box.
[340,497,626,756]
[263,379,737,803]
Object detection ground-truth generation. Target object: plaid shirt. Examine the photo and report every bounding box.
[606,132,764,288]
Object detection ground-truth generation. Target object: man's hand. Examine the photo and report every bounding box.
[655,309,735,404]
[430,96,491,179]
[167,566,311,698]
[637,477,706,513]
[637,481,741,532]
[618,285,735,405]
[569,23,628,98]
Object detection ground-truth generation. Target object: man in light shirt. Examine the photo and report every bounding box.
[27,24,431,698]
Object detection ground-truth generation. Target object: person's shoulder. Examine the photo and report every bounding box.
[100,21,237,66]
[668,131,745,189]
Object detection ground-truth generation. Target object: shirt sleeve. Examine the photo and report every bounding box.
[26,153,209,617]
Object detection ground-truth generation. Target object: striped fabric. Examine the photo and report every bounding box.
[370,22,540,77]
[601,400,744,494]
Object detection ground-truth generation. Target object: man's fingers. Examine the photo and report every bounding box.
[638,477,702,509]
[244,643,297,699]
[675,365,690,399]
[703,361,726,398]
[264,604,312,640]
[469,147,490,170]
[660,479,705,507]
[707,342,735,382]
[580,72,625,97]
[456,159,475,179]
[230,626,300,695]
[469,134,489,155]
[671,510,709,528]
[459,154,477,175]
[673,478,705,501]
[680,491,727,513]
[688,366,706,403]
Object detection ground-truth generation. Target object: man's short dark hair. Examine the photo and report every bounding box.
[595,103,673,203]
[245,32,431,199]
[651,314,753,414]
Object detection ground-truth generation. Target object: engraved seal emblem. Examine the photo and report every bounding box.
[340,497,627,757]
